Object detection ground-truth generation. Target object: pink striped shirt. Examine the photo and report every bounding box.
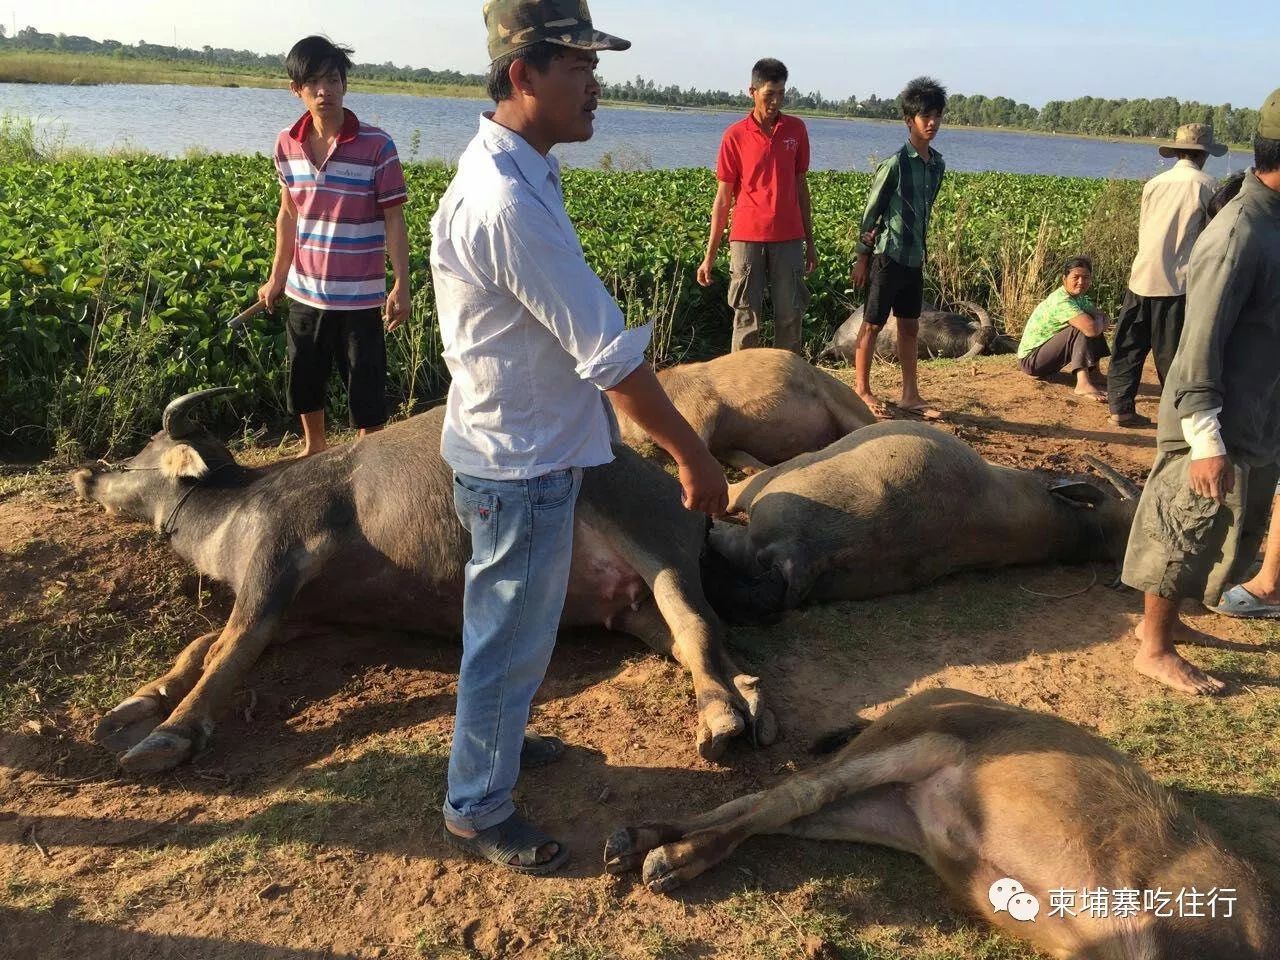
[273,109,408,311]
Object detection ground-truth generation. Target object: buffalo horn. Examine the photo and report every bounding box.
[162,387,237,439]
[955,300,994,329]
[1084,455,1141,500]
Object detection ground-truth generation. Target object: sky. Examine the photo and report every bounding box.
[11,0,1275,109]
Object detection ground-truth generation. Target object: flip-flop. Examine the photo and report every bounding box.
[521,733,565,768]
[444,813,570,875]
[1211,584,1280,619]
[895,402,943,421]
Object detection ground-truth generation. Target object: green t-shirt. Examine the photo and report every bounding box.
[1017,287,1096,359]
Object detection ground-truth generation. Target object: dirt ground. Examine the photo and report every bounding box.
[2,355,1277,960]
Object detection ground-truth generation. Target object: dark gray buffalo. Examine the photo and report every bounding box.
[710,421,1140,609]
[72,389,776,773]
[820,301,1016,363]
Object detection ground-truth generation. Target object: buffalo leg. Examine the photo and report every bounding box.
[614,580,776,761]
[633,732,962,892]
[117,551,310,773]
[719,450,770,474]
[95,630,221,754]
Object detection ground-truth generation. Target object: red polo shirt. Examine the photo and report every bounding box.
[716,113,810,243]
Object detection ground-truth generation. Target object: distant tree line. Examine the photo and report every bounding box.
[1,27,1261,143]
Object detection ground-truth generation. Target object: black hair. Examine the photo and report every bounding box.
[1208,171,1246,219]
[486,41,562,103]
[901,76,947,119]
[1062,255,1093,276]
[751,58,788,88]
[285,36,354,86]
[1169,148,1205,163]
[1255,133,1280,174]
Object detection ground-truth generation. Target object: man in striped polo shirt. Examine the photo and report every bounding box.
[258,35,410,457]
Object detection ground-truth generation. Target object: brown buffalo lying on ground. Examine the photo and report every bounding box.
[73,391,776,773]
[610,349,874,473]
[709,421,1138,609]
[606,687,1279,959]
[820,302,1017,363]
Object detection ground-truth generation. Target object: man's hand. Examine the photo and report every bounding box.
[384,282,410,332]
[257,277,286,312]
[1189,455,1234,503]
[850,254,871,289]
[676,446,729,517]
[696,256,715,288]
[805,241,818,276]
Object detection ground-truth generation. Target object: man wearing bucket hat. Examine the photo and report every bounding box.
[1106,123,1227,428]
[430,1,728,875]
[1120,90,1280,695]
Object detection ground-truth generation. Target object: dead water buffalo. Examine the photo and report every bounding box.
[709,421,1138,608]
[606,687,1279,959]
[610,349,874,473]
[820,301,1016,363]
[72,390,776,773]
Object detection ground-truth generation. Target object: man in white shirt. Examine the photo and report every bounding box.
[429,0,727,875]
[1107,123,1225,428]
[1120,93,1280,695]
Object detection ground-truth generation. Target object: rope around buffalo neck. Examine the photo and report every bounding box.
[160,462,238,538]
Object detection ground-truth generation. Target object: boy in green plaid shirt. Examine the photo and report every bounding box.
[851,77,947,420]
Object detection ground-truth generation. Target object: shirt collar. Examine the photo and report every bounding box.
[288,108,360,145]
[1173,157,1201,172]
[745,112,789,138]
[904,141,940,164]
[478,113,560,194]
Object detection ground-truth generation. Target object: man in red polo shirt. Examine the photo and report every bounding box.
[697,58,815,353]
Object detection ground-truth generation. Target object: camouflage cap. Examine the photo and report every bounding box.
[483,0,630,63]
[1259,88,1280,140]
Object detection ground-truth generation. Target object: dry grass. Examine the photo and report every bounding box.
[990,214,1057,337]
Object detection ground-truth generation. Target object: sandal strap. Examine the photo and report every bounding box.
[472,815,559,868]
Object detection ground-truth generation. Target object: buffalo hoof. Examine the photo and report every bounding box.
[603,823,680,874]
[119,728,195,774]
[642,840,714,895]
[94,695,165,754]
[733,675,778,748]
[697,698,745,762]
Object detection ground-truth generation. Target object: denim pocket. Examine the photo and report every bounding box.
[530,469,576,510]
[454,477,500,564]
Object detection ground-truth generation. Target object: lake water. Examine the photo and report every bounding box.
[0,82,1250,180]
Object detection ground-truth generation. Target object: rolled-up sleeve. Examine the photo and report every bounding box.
[475,201,652,390]
[1169,213,1255,417]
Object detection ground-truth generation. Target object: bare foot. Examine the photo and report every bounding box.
[856,391,893,420]
[1073,385,1106,403]
[1133,648,1226,695]
[1237,579,1280,606]
[294,445,326,460]
[1135,617,1219,647]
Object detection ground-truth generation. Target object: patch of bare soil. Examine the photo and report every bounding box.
[1,357,1276,960]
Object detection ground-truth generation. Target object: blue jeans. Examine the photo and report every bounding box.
[444,467,583,833]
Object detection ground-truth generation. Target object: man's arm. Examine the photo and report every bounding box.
[258,189,297,311]
[851,156,896,288]
[697,181,735,287]
[382,203,410,332]
[1173,219,1256,501]
[798,174,816,275]
[606,367,728,516]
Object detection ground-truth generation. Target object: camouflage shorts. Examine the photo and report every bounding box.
[1121,451,1279,605]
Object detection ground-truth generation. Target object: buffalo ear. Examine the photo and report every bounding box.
[160,444,210,480]
[1049,480,1108,508]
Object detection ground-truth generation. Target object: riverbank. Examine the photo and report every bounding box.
[0,50,1254,152]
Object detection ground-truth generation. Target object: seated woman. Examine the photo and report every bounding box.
[1016,256,1111,401]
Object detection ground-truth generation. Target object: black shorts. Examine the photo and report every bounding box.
[285,300,388,429]
[863,253,924,327]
